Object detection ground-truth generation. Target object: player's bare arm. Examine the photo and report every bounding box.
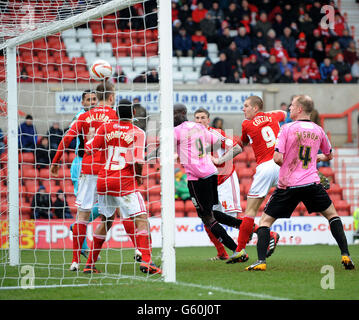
[50,163,60,177]
[317,152,333,162]
[211,144,242,165]
[135,162,143,186]
[273,151,284,166]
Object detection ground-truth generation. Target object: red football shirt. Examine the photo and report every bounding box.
[52,105,118,175]
[240,111,285,166]
[86,121,145,197]
[208,127,236,185]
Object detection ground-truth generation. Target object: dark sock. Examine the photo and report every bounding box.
[329,217,350,255]
[257,226,270,261]
[208,220,237,252]
[213,210,242,228]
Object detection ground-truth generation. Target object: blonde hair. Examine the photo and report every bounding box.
[294,95,314,114]
[246,96,263,110]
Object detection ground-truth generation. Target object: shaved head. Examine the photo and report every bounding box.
[174,103,188,126]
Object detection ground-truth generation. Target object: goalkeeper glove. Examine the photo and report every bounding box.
[318,171,330,190]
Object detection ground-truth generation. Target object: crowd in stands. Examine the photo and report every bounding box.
[171,0,359,84]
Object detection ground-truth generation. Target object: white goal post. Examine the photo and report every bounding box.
[1,0,175,286]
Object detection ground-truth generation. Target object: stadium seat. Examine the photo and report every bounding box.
[175,200,185,216]
[333,200,350,212]
[318,167,335,182]
[150,201,161,216]
[148,56,159,69]
[184,72,199,84]
[77,28,93,39]
[173,71,184,83]
[19,152,35,164]
[20,166,37,179]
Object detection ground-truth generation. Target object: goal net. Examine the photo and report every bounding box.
[0,0,175,289]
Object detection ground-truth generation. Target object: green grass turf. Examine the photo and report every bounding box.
[0,245,358,300]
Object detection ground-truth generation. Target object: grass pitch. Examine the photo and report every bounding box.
[0,245,358,300]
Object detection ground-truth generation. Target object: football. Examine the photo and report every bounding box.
[89,59,113,81]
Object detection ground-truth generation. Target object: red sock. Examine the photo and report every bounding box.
[204,225,228,257]
[86,234,106,267]
[72,222,87,263]
[135,229,152,263]
[122,218,136,246]
[237,216,254,251]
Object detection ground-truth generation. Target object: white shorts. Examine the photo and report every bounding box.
[213,171,242,217]
[98,192,147,219]
[75,174,98,211]
[248,159,280,198]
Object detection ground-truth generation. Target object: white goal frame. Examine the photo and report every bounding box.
[3,0,175,283]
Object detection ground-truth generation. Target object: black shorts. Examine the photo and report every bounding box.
[187,174,218,218]
[264,183,332,219]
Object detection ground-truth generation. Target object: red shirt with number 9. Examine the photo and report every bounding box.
[240,111,285,165]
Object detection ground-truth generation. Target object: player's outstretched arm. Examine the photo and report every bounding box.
[211,144,242,166]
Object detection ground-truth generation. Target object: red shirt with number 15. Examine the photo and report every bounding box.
[86,121,145,197]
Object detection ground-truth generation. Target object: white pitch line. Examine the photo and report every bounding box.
[0,276,290,300]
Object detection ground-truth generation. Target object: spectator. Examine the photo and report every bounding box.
[18,114,37,153]
[225,41,241,67]
[298,12,315,37]
[280,27,296,58]
[308,28,324,55]
[252,29,266,48]
[172,19,182,37]
[254,11,272,36]
[295,32,308,58]
[332,13,347,38]
[309,1,324,26]
[175,168,191,201]
[282,3,299,27]
[192,2,208,25]
[272,13,285,36]
[297,68,312,83]
[326,69,340,84]
[133,97,147,132]
[31,185,53,219]
[223,2,241,29]
[319,57,335,81]
[253,43,270,63]
[171,1,179,22]
[328,41,343,62]
[178,3,191,24]
[200,57,214,77]
[279,68,294,83]
[226,70,241,83]
[239,0,251,20]
[211,52,231,82]
[239,13,252,34]
[333,53,351,79]
[0,128,5,156]
[174,27,193,57]
[270,40,289,63]
[53,189,73,219]
[279,102,292,126]
[183,15,197,36]
[113,65,127,83]
[307,60,321,83]
[147,68,159,83]
[265,28,277,50]
[244,54,260,82]
[191,29,208,57]
[133,71,146,83]
[208,1,224,29]
[338,29,353,50]
[232,58,245,78]
[343,40,358,66]
[234,26,252,56]
[35,136,51,169]
[255,65,271,84]
[351,60,359,81]
[47,121,63,153]
[312,41,326,66]
[217,27,233,51]
[265,54,281,83]
[199,12,217,44]
[211,117,224,129]
[279,57,293,75]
